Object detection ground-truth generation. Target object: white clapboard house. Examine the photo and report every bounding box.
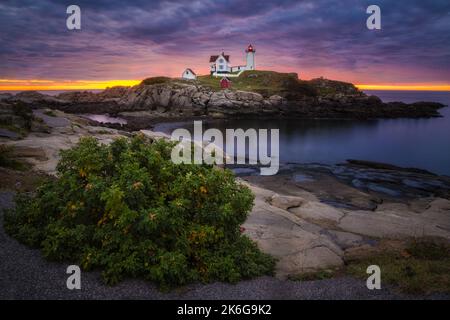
[209,44,256,77]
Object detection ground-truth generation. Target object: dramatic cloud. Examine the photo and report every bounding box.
[0,0,449,84]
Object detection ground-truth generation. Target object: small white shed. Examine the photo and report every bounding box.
[182,68,197,80]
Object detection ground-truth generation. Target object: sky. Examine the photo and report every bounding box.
[0,0,449,90]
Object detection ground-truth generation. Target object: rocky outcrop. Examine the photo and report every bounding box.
[56,86,128,103]
[0,93,13,101]
[240,163,450,277]
[0,101,51,139]
[100,82,447,119]
[12,91,59,104]
[2,108,129,173]
[309,77,364,96]
[110,82,445,119]
[115,82,287,117]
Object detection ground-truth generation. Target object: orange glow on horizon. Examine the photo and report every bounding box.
[0,79,449,92]
[0,79,141,91]
[355,84,450,91]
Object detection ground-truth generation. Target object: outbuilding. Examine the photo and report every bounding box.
[182,68,197,80]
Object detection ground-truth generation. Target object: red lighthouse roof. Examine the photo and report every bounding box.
[246,44,255,52]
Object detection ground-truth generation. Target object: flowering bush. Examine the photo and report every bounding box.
[4,135,275,288]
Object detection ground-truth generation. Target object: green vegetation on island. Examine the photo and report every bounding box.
[140,76,172,86]
[140,70,335,98]
[197,70,319,98]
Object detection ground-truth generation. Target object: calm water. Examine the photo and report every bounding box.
[82,114,127,125]
[155,91,450,175]
[5,89,448,174]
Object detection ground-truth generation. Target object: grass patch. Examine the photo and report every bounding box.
[43,110,57,117]
[0,145,30,171]
[308,78,360,96]
[0,166,50,191]
[12,101,34,130]
[94,129,112,134]
[0,124,28,137]
[287,239,450,295]
[346,239,450,294]
[141,76,172,86]
[197,70,317,98]
[0,101,35,137]
[139,71,362,100]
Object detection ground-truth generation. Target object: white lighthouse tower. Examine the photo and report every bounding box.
[245,44,255,70]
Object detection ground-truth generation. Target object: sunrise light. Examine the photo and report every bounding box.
[0,79,141,91]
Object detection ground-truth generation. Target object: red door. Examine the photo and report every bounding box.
[220,78,231,89]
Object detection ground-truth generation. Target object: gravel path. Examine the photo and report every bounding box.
[0,191,447,300]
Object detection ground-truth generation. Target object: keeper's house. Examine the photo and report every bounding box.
[209,44,255,77]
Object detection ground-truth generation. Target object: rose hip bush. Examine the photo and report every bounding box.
[4,135,275,288]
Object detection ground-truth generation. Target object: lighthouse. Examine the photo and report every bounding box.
[245,44,255,70]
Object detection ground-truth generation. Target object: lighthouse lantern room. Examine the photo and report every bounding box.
[245,44,255,70]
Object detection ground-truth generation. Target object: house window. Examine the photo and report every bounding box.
[219,58,224,63]
[219,65,224,70]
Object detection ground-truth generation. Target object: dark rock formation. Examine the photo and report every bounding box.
[56,86,128,103]
[346,159,436,175]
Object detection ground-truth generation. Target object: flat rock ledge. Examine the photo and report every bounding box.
[242,182,450,278]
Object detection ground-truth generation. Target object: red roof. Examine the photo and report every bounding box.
[185,68,196,75]
[209,54,230,63]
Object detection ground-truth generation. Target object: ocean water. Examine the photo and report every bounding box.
[155,90,450,175]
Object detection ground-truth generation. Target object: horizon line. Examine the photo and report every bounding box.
[0,79,449,92]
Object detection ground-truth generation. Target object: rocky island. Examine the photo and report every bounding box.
[0,71,446,131]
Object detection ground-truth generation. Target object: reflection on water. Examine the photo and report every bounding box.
[155,91,450,175]
[82,114,127,125]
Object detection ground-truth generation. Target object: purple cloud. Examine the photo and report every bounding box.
[0,0,449,84]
